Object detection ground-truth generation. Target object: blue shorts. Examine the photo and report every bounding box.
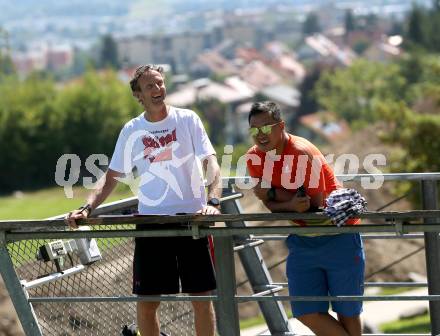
[286,233,365,318]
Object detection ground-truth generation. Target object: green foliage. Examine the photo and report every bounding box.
[380,313,430,333]
[379,101,440,172]
[0,74,61,190]
[389,20,404,35]
[406,6,427,47]
[302,12,321,35]
[368,58,436,199]
[344,9,356,34]
[352,40,370,55]
[405,4,440,52]
[378,286,415,296]
[215,143,250,168]
[57,70,138,160]
[314,60,406,125]
[295,64,331,119]
[191,99,226,145]
[313,51,440,177]
[0,52,15,76]
[99,34,120,69]
[0,69,140,192]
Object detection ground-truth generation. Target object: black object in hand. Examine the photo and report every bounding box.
[296,185,307,197]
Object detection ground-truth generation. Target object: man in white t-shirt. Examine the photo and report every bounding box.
[65,64,222,336]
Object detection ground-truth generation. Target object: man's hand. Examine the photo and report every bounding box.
[289,193,311,213]
[197,205,221,215]
[253,183,269,200]
[64,208,90,229]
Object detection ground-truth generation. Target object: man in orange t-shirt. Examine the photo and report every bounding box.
[246,101,364,336]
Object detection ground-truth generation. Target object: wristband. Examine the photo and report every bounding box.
[267,187,276,201]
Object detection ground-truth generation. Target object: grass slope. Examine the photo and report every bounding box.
[381,313,430,333]
[0,185,133,220]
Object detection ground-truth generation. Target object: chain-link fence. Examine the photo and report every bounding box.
[7,224,195,335]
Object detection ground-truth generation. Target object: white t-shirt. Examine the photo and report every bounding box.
[109,106,216,215]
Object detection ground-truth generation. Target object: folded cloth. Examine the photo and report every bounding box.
[324,188,367,227]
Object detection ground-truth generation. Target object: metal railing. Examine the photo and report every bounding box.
[0,173,439,336]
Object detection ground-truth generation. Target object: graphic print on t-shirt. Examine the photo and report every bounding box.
[109,107,216,213]
[142,128,177,163]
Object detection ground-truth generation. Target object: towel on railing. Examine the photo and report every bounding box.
[324,188,367,227]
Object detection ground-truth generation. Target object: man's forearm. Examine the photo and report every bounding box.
[86,170,119,210]
[263,200,294,212]
[272,188,295,202]
[207,174,222,199]
[204,155,222,200]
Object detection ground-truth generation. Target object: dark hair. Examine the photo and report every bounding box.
[248,101,281,124]
[130,64,164,93]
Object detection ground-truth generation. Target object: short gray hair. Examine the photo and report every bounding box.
[130,64,164,93]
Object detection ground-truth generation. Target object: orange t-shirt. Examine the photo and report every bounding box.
[246,134,360,227]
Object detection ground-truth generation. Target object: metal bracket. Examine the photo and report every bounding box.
[21,265,85,290]
[233,239,265,251]
[395,220,404,236]
[192,223,200,239]
[252,285,284,297]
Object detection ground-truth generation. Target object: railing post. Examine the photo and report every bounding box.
[421,180,440,335]
[0,231,42,336]
[213,235,240,336]
[221,187,294,335]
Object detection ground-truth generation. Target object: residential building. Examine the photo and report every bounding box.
[166,77,255,143]
[259,84,301,124]
[239,60,282,90]
[363,36,402,62]
[296,33,357,66]
[296,112,351,145]
[193,51,238,78]
[11,43,73,76]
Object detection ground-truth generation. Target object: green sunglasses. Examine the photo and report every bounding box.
[248,122,281,137]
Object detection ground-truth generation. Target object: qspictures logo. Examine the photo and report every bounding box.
[55,142,387,205]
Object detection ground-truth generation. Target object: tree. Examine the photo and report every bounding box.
[99,34,119,69]
[0,75,60,191]
[0,27,14,76]
[0,69,139,192]
[389,20,404,35]
[380,54,440,173]
[379,101,440,172]
[406,6,426,47]
[57,70,138,162]
[191,99,225,145]
[0,52,14,76]
[296,64,330,118]
[352,40,370,55]
[302,12,321,36]
[426,10,440,52]
[397,52,425,86]
[364,14,378,29]
[403,2,440,52]
[344,9,356,35]
[314,60,406,125]
[313,52,440,177]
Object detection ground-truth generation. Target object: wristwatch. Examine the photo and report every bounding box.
[77,204,93,216]
[267,187,276,201]
[207,198,220,207]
